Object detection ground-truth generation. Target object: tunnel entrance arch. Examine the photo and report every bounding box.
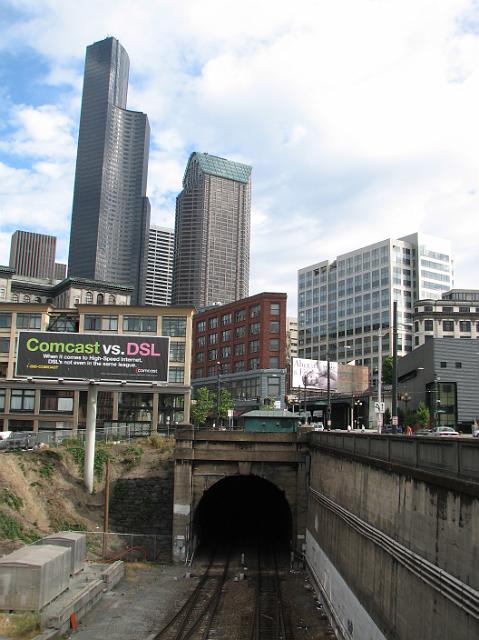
[192,474,293,552]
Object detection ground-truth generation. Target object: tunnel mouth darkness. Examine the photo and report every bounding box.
[193,474,293,553]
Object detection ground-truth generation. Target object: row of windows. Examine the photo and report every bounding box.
[417,319,479,332]
[0,313,188,337]
[196,303,280,332]
[194,356,280,378]
[196,323,279,347]
[417,305,479,313]
[195,337,280,363]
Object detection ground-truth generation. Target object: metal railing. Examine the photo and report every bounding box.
[310,431,479,484]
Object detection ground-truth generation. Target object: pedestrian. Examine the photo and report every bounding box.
[406,425,413,436]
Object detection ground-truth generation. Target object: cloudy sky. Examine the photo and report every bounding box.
[1,0,478,312]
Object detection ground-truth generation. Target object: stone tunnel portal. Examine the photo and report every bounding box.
[193,474,292,551]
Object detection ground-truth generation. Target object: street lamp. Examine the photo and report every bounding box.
[354,399,363,429]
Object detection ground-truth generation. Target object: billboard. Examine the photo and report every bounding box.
[16,332,170,382]
[291,357,338,391]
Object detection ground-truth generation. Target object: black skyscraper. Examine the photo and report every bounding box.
[68,37,150,303]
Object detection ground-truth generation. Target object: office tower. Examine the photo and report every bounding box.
[68,37,150,304]
[297,233,453,377]
[172,152,252,308]
[9,231,56,280]
[54,263,67,280]
[145,225,175,306]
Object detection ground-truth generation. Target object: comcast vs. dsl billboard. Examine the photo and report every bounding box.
[16,332,170,382]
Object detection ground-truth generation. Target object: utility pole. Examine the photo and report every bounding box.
[377,334,383,434]
[392,301,398,434]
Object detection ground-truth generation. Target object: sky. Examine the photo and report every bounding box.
[1,0,479,313]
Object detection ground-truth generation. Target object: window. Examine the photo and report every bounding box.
[195,352,204,363]
[235,326,246,338]
[221,330,231,342]
[209,317,218,329]
[0,314,11,329]
[170,342,185,362]
[270,303,280,315]
[85,291,93,304]
[84,315,118,331]
[197,320,206,333]
[123,316,157,333]
[440,362,447,368]
[109,295,116,304]
[162,317,186,337]
[459,321,471,332]
[250,323,260,335]
[221,313,231,325]
[169,367,184,383]
[40,390,73,413]
[234,343,245,356]
[455,362,462,369]
[424,319,433,331]
[234,361,245,372]
[197,336,205,348]
[96,293,104,304]
[221,346,231,358]
[270,321,279,333]
[269,356,279,368]
[10,389,35,411]
[16,313,41,329]
[235,309,246,322]
[0,338,9,353]
[250,304,261,318]
[23,295,30,303]
[207,349,217,361]
[249,357,260,370]
[269,338,279,350]
[249,340,259,353]
[0,389,4,411]
[442,320,454,332]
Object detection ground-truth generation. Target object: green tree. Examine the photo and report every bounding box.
[190,387,214,427]
[415,401,430,427]
[382,355,393,385]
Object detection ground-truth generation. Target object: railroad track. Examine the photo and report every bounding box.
[152,547,231,640]
[249,543,294,640]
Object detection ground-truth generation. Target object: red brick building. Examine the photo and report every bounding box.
[192,292,287,414]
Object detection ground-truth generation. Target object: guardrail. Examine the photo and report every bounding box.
[310,431,479,484]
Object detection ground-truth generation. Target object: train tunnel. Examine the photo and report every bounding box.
[193,474,292,551]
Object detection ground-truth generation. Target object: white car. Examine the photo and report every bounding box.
[430,426,459,437]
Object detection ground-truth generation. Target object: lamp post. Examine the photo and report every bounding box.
[216,361,221,428]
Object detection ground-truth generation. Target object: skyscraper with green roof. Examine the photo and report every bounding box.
[172,152,252,308]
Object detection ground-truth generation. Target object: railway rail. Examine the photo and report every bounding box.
[152,547,231,640]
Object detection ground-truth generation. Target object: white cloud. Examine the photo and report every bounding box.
[1,0,479,311]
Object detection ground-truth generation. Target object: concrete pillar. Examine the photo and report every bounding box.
[151,391,159,432]
[84,385,98,494]
[72,390,80,433]
[112,392,119,421]
[183,389,191,424]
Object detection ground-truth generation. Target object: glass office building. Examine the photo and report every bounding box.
[68,37,150,304]
[172,152,252,308]
[297,233,454,380]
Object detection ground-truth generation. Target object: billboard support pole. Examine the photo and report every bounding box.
[85,383,98,494]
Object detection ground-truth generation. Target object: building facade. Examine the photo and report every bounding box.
[398,337,479,430]
[0,302,194,432]
[191,292,287,415]
[9,231,56,280]
[297,233,453,382]
[68,37,150,304]
[172,152,252,308]
[414,289,479,347]
[145,225,174,306]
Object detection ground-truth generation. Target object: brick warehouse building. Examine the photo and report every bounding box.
[192,292,287,418]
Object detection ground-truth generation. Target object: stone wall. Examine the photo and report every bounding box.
[307,449,479,640]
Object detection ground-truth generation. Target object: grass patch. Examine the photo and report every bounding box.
[0,512,40,544]
[1,489,23,511]
[121,446,142,471]
[0,611,41,639]
[147,434,175,455]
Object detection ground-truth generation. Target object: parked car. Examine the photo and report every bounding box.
[0,431,37,451]
[473,430,479,438]
[312,422,324,431]
[430,426,459,437]
[414,428,432,436]
[382,425,403,434]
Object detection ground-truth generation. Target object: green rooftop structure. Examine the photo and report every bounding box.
[173,152,252,308]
